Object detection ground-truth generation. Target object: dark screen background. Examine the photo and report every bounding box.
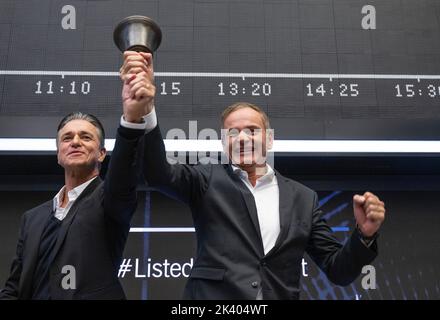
[0,0,439,300]
[1,0,440,139]
[1,188,439,300]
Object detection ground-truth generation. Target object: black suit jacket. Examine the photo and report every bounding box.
[143,125,378,300]
[0,126,144,299]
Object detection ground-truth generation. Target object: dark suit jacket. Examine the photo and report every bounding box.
[0,126,144,300]
[143,125,378,300]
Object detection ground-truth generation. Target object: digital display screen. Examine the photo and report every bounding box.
[1,0,439,302]
[1,0,440,141]
[121,190,440,300]
[2,189,438,299]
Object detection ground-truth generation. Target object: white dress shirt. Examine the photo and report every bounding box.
[232,164,280,300]
[120,108,157,133]
[53,176,97,221]
[232,165,280,255]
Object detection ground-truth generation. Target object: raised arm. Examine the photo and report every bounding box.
[102,124,144,226]
[119,52,210,205]
[101,51,154,225]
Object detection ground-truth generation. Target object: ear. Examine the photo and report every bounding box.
[56,140,61,165]
[98,148,107,163]
[266,129,274,150]
[220,128,228,147]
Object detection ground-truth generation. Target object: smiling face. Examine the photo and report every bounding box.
[57,119,106,172]
[222,106,273,169]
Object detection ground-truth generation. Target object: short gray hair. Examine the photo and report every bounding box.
[57,112,105,148]
[221,102,271,129]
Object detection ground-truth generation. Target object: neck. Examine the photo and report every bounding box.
[64,168,98,193]
[238,163,267,187]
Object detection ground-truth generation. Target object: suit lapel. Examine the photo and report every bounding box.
[266,171,295,256]
[225,165,264,256]
[51,177,102,261]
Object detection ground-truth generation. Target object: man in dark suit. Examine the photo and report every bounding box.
[120,51,386,300]
[0,68,154,299]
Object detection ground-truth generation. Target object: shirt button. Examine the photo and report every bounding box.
[251,281,258,288]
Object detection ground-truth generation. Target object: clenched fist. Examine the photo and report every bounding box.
[120,51,156,123]
[353,192,386,238]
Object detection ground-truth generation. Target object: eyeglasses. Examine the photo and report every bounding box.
[223,128,264,138]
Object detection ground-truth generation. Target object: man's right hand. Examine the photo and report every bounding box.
[120,51,156,123]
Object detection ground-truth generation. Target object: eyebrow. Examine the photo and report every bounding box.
[60,130,96,138]
[228,125,263,131]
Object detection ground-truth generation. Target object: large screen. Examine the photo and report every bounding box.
[1,0,440,145]
[124,189,440,300]
[1,188,439,299]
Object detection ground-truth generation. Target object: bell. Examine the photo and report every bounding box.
[113,15,162,53]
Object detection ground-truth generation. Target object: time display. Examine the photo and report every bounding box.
[30,76,440,103]
[1,0,440,141]
[306,83,360,97]
[395,84,440,98]
[35,80,91,95]
[217,81,271,97]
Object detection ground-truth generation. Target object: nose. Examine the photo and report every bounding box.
[71,134,81,146]
[238,132,254,153]
[238,130,252,141]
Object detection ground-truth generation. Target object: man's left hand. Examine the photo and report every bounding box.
[353,192,386,237]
